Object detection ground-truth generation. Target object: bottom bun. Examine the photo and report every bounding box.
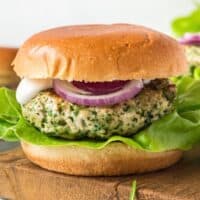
[21,141,183,176]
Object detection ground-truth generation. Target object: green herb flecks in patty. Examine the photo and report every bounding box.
[22,79,175,140]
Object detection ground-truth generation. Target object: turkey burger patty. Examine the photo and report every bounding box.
[22,79,175,140]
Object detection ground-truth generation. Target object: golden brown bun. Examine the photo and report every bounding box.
[21,141,182,176]
[13,24,187,82]
[0,47,20,87]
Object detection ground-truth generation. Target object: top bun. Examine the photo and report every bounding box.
[0,47,19,87]
[13,24,187,82]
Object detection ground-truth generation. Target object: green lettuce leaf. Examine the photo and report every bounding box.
[0,88,20,141]
[171,68,200,89]
[15,110,200,152]
[135,111,200,151]
[135,78,200,151]
[1,78,200,152]
[191,66,200,80]
[16,117,144,149]
[171,4,200,37]
[175,76,200,112]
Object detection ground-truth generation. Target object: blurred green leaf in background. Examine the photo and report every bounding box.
[172,1,200,37]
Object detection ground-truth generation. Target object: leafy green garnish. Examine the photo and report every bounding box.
[192,66,200,80]
[129,180,137,200]
[171,3,200,36]
[0,88,21,141]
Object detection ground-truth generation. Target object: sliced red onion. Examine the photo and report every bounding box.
[179,33,200,46]
[72,80,129,94]
[53,80,143,106]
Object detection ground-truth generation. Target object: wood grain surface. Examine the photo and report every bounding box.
[0,146,200,200]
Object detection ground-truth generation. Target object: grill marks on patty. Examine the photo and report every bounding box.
[22,79,175,140]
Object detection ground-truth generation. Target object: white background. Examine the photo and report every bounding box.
[0,0,196,46]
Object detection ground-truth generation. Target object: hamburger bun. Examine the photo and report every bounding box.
[13,24,187,82]
[21,142,182,176]
[0,47,19,88]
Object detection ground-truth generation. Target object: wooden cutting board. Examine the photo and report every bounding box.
[1,146,200,200]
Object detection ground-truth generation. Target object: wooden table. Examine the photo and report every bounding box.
[0,141,19,152]
[0,146,200,200]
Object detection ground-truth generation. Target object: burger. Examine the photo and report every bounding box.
[179,34,200,78]
[171,6,200,77]
[1,24,200,176]
[0,47,19,88]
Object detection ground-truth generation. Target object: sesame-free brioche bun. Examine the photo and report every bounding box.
[13,24,187,82]
[21,141,182,176]
[0,47,19,87]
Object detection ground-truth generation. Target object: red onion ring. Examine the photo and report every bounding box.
[72,80,129,95]
[179,33,200,46]
[53,80,143,106]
